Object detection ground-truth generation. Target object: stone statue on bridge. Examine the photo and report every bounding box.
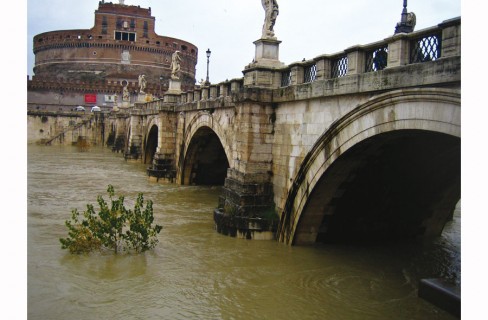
[138,74,147,94]
[261,0,279,39]
[123,84,130,102]
[171,51,182,80]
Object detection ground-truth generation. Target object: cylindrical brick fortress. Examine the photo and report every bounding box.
[32,1,198,94]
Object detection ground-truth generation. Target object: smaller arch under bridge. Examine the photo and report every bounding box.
[125,17,460,245]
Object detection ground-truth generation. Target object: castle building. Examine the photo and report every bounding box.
[29,1,198,107]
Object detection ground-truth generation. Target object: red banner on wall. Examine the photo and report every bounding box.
[84,94,97,104]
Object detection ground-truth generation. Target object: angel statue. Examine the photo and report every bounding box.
[171,51,182,80]
[123,84,130,101]
[138,74,147,94]
[261,0,279,39]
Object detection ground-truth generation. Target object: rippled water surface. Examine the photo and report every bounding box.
[28,145,460,319]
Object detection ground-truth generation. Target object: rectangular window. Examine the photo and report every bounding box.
[281,70,291,87]
[303,64,317,83]
[102,16,108,35]
[143,21,148,38]
[331,56,348,78]
[365,46,388,72]
[115,31,136,42]
[410,33,442,64]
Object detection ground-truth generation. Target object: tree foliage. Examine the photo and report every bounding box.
[60,185,162,254]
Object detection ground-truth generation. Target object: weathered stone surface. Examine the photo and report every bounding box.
[29,17,461,245]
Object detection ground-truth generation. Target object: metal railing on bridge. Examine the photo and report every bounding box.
[276,17,459,88]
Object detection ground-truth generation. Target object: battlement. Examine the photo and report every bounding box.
[96,1,152,17]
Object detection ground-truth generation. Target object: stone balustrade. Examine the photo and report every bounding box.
[45,16,459,123]
[148,16,460,111]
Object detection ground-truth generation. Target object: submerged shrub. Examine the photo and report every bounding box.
[60,185,162,254]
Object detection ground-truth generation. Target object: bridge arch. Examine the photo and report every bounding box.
[179,111,232,185]
[143,117,160,164]
[278,88,461,245]
[144,125,158,164]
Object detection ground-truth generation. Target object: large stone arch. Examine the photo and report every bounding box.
[178,111,233,185]
[143,116,160,164]
[277,88,461,245]
[144,125,158,164]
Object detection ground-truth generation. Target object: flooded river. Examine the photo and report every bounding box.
[27,145,460,319]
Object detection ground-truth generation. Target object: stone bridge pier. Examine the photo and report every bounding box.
[173,95,279,240]
[125,114,144,160]
[125,104,178,181]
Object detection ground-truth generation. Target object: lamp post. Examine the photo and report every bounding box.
[205,48,211,86]
[394,0,415,34]
[401,0,408,24]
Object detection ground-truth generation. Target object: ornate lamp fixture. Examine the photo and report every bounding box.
[205,48,211,86]
[395,0,416,34]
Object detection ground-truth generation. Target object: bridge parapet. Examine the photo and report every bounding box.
[259,17,460,90]
[177,78,244,105]
[135,17,459,112]
[130,100,174,116]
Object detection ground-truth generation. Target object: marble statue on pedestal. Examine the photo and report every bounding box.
[171,51,182,80]
[261,0,279,39]
[138,74,147,93]
[123,84,130,102]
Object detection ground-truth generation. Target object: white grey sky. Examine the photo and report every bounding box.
[27,0,461,84]
[6,1,488,317]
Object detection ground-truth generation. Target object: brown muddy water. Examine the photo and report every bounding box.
[27,145,460,319]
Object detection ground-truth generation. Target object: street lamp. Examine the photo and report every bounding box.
[205,48,211,86]
[394,0,415,34]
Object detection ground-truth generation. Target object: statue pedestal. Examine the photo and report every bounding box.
[137,93,147,102]
[121,101,130,109]
[163,78,182,103]
[243,38,284,88]
[167,78,182,94]
[252,38,284,68]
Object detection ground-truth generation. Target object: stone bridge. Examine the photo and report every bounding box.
[121,18,461,245]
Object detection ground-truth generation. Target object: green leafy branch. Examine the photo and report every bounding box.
[60,185,163,254]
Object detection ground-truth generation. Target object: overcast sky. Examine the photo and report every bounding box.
[27,0,461,84]
[9,2,488,316]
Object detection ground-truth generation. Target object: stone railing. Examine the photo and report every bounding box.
[130,99,175,115]
[276,17,460,87]
[157,78,246,112]
[132,17,460,111]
